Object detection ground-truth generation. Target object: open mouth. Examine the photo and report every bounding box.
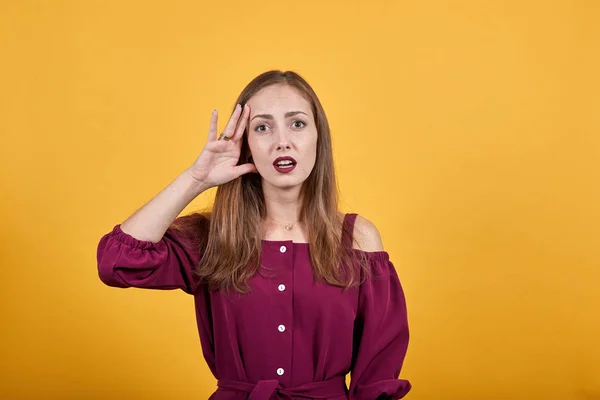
[273,157,297,173]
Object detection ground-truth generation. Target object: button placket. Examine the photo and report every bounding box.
[272,242,293,384]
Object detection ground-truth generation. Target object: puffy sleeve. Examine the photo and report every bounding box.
[96,213,208,295]
[349,252,411,399]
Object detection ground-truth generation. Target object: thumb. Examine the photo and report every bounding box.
[234,163,259,177]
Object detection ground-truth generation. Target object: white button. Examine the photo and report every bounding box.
[278,324,286,332]
[280,245,287,253]
[277,368,284,376]
[278,284,286,292]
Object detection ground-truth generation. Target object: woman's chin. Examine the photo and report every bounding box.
[261,176,306,190]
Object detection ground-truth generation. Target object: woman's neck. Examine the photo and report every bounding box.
[261,184,305,241]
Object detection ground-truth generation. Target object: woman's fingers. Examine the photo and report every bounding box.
[208,109,218,142]
[221,104,242,139]
[232,104,250,142]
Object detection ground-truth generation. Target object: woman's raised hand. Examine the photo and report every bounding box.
[186,103,257,189]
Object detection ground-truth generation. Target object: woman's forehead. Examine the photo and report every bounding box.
[248,85,312,114]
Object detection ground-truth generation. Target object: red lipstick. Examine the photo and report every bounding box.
[273,156,297,173]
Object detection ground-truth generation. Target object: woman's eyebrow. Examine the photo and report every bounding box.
[251,111,308,121]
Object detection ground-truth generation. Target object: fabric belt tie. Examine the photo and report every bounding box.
[217,375,347,399]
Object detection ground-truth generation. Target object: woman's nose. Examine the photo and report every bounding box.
[277,142,291,151]
[276,129,291,150]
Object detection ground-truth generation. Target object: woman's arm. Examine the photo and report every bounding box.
[119,170,209,243]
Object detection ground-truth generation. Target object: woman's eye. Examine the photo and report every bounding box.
[292,120,306,129]
[255,124,268,132]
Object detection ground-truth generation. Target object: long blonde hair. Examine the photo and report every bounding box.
[174,70,370,293]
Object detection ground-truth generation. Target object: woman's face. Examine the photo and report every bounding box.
[246,84,318,190]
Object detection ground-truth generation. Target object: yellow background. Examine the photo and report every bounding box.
[1,1,598,399]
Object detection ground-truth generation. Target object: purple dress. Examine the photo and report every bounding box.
[97,213,411,399]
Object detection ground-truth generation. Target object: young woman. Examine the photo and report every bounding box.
[97,70,411,399]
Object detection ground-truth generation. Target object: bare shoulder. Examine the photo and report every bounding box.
[352,214,384,252]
